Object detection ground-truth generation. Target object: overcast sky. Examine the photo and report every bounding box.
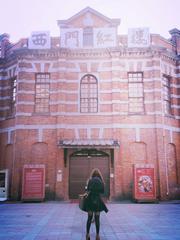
[0,0,179,43]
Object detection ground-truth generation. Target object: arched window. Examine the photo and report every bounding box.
[80,74,98,113]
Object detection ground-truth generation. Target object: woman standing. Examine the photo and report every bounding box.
[84,168,108,240]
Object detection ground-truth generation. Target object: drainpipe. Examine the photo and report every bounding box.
[162,118,169,197]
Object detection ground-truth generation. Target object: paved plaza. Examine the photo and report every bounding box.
[0,201,180,240]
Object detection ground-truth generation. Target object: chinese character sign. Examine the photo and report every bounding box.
[128,28,150,47]
[133,164,156,201]
[28,31,51,49]
[94,28,116,48]
[60,28,83,48]
[22,164,45,201]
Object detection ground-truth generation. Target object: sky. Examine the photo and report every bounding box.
[0,0,179,43]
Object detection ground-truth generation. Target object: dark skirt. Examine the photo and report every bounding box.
[84,192,108,213]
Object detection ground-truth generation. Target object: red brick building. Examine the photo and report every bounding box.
[0,7,180,201]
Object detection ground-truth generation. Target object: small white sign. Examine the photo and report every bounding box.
[28,31,51,49]
[128,28,150,47]
[94,28,116,48]
[57,170,62,182]
[60,28,83,48]
[110,173,114,178]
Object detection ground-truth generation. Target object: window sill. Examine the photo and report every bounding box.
[128,112,145,115]
[164,114,175,119]
[32,112,50,116]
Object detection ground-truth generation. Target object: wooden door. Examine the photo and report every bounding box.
[69,150,110,199]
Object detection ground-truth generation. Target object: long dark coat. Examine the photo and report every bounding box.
[84,176,108,213]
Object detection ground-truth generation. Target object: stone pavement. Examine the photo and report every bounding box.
[0,202,180,240]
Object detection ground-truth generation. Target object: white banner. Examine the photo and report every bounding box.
[94,28,116,48]
[128,28,150,47]
[60,28,83,48]
[28,31,51,49]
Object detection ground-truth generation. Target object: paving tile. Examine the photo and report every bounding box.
[0,202,180,240]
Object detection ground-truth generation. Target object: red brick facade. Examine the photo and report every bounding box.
[0,7,180,201]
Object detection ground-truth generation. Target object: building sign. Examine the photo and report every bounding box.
[94,28,116,48]
[60,28,83,48]
[60,27,116,48]
[28,31,51,49]
[128,28,150,47]
[133,164,156,202]
[22,164,45,201]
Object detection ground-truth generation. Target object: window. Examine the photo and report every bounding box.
[163,76,171,114]
[9,77,17,115]
[80,74,98,113]
[83,27,93,47]
[128,72,144,113]
[35,73,50,113]
[12,78,17,103]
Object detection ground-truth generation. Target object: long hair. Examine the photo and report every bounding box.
[90,168,104,184]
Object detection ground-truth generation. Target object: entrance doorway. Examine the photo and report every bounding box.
[69,149,110,199]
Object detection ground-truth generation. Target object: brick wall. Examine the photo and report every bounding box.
[0,10,179,201]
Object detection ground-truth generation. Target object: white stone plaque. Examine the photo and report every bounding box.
[60,28,83,48]
[128,28,150,47]
[83,13,94,26]
[94,28,116,48]
[28,31,51,49]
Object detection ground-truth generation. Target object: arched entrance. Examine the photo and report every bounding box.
[69,149,110,199]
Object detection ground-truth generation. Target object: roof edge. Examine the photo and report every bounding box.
[58,139,120,149]
[57,6,120,27]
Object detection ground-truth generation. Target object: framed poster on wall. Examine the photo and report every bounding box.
[133,164,157,202]
[22,164,45,201]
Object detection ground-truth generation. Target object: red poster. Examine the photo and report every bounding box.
[22,164,45,201]
[133,164,156,202]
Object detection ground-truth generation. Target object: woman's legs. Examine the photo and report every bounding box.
[94,212,100,238]
[86,211,93,237]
